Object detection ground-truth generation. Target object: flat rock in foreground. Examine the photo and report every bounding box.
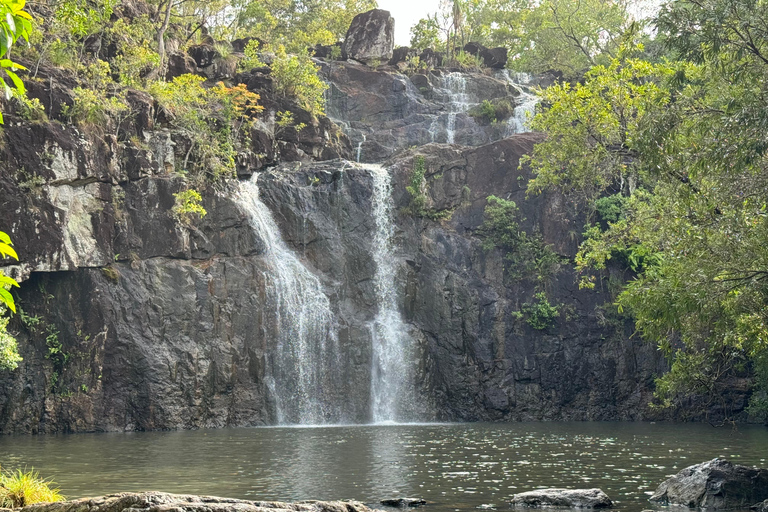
[650,458,768,509]
[17,492,376,512]
[511,489,612,508]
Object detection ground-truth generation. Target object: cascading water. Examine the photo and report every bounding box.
[236,176,342,425]
[356,133,367,163]
[499,70,539,135]
[367,164,419,423]
[430,72,472,144]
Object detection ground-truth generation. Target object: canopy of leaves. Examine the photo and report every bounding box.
[524,0,768,419]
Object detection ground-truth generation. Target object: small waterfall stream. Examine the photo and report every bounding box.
[430,72,472,143]
[499,70,539,135]
[236,176,342,425]
[367,164,418,423]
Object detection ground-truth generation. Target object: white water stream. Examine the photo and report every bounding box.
[499,70,539,135]
[236,176,341,425]
[367,164,418,423]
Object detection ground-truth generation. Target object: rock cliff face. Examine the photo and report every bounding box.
[0,59,669,433]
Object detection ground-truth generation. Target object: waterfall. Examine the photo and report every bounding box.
[236,176,342,425]
[430,72,472,144]
[366,164,418,423]
[499,70,539,135]
[356,133,367,163]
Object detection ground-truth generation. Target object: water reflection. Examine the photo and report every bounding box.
[1,423,767,512]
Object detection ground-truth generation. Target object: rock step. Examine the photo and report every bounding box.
[17,492,376,512]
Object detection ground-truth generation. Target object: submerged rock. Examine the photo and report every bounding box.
[380,498,427,508]
[17,492,375,512]
[511,489,612,508]
[342,9,395,64]
[649,458,768,509]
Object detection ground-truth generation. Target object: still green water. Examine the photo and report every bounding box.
[1,423,767,512]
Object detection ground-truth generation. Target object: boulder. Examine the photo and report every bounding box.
[389,46,416,66]
[419,48,443,68]
[187,44,218,68]
[381,498,427,508]
[463,42,507,69]
[753,500,768,512]
[313,43,343,60]
[166,51,196,80]
[650,458,768,509]
[511,489,612,508]
[342,9,395,64]
[17,493,376,512]
[482,47,508,69]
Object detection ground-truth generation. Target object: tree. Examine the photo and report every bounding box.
[0,0,32,123]
[0,231,21,371]
[524,0,768,420]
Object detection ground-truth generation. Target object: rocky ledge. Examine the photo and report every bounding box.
[510,489,612,509]
[650,458,768,509]
[14,493,376,512]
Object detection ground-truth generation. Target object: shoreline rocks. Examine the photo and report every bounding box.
[511,489,612,509]
[650,458,768,509]
[15,493,377,512]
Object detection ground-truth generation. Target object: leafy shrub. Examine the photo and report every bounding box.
[173,189,207,224]
[240,39,266,71]
[270,44,327,116]
[477,195,562,282]
[469,99,514,125]
[405,155,427,215]
[0,467,64,507]
[63,87,129,129]
[0,316,21,370]
[522,292,560,330]
[594,193,627,225]
[150,75,263,183]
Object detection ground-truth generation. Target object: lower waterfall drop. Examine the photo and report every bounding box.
[367,164,419,423]
[236,176,341,425]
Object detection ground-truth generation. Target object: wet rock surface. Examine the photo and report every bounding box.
[380,499,426,508]
[511,489,613,508]
[18,493,375,512]
[649,458,768,509]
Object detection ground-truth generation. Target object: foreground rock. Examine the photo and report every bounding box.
[380,499,426,508]
[753,500,768,512]
[511,489,612,508]
[342,9,394,64]
[19,493,375,512]
[650,458,768,509]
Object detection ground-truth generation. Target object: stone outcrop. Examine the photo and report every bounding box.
[649,459,768,509]
[342,9,395,64]
[463,42,508,69]
[18,493,375,512]
[511,489,612,508]
[320,61,526,162]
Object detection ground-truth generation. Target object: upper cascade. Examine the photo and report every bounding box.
[321,62,542,163]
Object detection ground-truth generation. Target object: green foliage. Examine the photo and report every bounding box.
[0,467,64,507]
[172,189,207,224]
[522,292,560,330]
[240,39,266,71]
[270,45,327,116]
[524,0,768,418]
[63,86,129,129]
[594,194,627,225]
[13,94,46,122]
[232,0,376,51]
[405,155,428,215]
[150,76,262,183]
[0,230,20,371]
[477,196,562,283]
[411,0,644,77]
[0,0,32,124]
[468,98,513,125]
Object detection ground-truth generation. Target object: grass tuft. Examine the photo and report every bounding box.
[0,467,65,508]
